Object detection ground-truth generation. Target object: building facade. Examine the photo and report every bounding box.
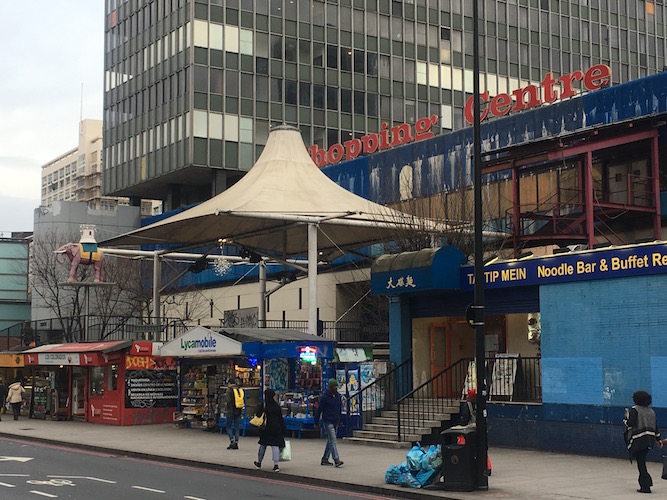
[103,0,667,210]
[42,119,160,216]
[0,235,31,342]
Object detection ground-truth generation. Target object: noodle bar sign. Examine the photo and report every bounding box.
[464,64,611,124]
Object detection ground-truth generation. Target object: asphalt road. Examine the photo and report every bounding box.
[0,437,394,500]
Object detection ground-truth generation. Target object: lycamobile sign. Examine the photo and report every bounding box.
[180,335,217,352]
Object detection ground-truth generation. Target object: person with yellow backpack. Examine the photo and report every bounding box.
[225,378,244,450]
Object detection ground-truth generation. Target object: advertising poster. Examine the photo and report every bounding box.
[125,370,178,409]
[264,358,289,390]
[360,363,375,388]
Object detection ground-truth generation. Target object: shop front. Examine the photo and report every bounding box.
[227,328,335,438]
[159,326,261,431]
[22,340,178,426]
[372,242,667,458]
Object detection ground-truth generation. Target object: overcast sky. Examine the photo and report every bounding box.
[0,2,104,236]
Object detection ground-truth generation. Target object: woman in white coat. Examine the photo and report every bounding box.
[7,378,26,420]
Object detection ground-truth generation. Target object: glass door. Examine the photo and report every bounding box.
[71,367,86,417]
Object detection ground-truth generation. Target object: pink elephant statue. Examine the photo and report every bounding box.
[55,242,104,283]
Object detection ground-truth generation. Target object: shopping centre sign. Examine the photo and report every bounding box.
[308,115,439,167]
[464,64,611,124]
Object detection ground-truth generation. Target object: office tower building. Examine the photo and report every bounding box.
[103,0,667,210]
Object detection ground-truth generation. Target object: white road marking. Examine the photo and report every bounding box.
[0,481,16,487]
[30,492,58,498]
[132,485,166,493]
[0,473,30,477]
[184,496,207,500]
[0,456,33,462]
[27,479,75,487]
[47,475,116,484]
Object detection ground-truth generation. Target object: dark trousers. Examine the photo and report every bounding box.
[635,448,653,491]
[11,402,21,420]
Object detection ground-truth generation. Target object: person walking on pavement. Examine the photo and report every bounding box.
[623,390,663,494]
[225,378,244,449]
[7,377,26,421]
[0,378,8,420]
[253,388,286,472]
[314,378,344,467]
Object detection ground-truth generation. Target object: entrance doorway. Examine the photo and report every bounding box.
[430,322,451,397]
[71,367,86,419]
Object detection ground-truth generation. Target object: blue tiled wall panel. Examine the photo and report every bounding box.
[541,276,667,409]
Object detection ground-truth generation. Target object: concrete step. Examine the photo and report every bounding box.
[353,429,421,442]
[381,410,456,421]
[364,423,433,435]
[343,436,412,449]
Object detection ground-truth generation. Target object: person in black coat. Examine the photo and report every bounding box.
[623,390,663,493]
[253,388,286,472]
[0,378,8,420]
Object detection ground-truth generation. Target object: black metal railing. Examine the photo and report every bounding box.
[396,356,542,442]
[343,357,412,436]
[259,319,389,343]
[0,316,190,348]
[396,358,470,442]
[1,316,389,348]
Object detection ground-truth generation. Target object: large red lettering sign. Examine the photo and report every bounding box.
[464,64,611,125]
[309,115,439,167]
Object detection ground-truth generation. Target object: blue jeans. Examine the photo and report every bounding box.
[226,411,241,443]
[322,422,340,462]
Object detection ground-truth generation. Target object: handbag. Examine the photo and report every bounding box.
[662,454,667,480]
[279,440,291,462]
[249,412,266,430]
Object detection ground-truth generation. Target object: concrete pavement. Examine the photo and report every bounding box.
[0,417,665,499]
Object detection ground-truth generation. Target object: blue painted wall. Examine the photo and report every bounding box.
[540,275,667,409]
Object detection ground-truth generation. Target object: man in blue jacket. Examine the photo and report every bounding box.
[314,378,344,467]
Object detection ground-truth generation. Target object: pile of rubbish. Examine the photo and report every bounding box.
[384,443,442,489]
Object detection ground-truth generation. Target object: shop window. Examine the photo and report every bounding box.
[90,367,104,396]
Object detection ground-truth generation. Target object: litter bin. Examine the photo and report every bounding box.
[440,427,477,491]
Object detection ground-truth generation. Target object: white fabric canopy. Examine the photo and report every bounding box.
[102,125,448,259]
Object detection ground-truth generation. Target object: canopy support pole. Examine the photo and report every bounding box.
[153,251,161,327]
[259,260,267,327]
[308,224,318,336]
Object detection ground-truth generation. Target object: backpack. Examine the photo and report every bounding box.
[233,388,245,409]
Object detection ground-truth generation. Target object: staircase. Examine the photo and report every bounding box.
[345,400,460,449]
[341,358,469,449]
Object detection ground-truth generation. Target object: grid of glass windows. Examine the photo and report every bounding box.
[103,0,667,209]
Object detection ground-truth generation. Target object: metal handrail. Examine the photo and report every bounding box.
[396,358,470,442]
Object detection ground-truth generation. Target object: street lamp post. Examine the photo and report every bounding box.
[472,0,489,490]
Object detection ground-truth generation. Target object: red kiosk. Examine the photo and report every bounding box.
[23,340,177,425]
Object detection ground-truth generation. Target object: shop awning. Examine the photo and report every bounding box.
[23,340,132,366]
[159,326,242,357]
[219,328,335,359]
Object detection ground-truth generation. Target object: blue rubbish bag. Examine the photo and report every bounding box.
[420,444,442,471]
[384,465,402,485]
[406,444,426,473]
[397,471,421,488]
[415,467,440,487]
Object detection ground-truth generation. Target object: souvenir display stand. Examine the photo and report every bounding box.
[242,338,335,438]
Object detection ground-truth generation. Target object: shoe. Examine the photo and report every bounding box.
[253,461,261,469]
[637,489,651,494]
[334,460,344,467]
[273,465,280,472]
[321,459,334,466]
[226,443,234,449]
